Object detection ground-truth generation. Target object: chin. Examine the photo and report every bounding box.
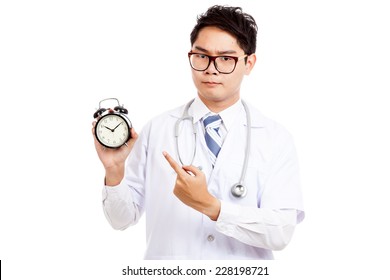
[199,93,223,102]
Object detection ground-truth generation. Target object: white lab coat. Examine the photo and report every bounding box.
[102,97,305,259]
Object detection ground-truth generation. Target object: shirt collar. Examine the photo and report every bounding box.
[189,96,243,132]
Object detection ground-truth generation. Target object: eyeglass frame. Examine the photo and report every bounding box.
[188,52,248,74]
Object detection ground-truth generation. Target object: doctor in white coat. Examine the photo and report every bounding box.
[93,5,304,259]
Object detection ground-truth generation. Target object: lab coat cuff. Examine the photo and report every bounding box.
[217,200,241,222]
[102,180,128,201]
[215,200,242,237]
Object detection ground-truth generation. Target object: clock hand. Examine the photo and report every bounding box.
[103,125,114,132]
[112,122,123,131]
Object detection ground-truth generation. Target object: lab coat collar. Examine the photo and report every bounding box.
[190,97,242,132]
[190,97,210,125]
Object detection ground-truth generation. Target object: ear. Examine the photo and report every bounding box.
[245,53,257,75]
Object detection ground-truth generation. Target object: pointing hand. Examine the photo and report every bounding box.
[163,151,221,221]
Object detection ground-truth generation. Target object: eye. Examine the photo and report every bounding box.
[220,56,234,62]
[196,54,208,59]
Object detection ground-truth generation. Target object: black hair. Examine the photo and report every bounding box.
[190,5,258,55]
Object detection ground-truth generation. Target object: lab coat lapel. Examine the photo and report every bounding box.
[212,112,243,173]
[212,103,265,174]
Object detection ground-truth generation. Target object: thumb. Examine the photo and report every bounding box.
[130,127,138,140]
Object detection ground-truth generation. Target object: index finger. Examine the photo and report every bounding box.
[163,151,186,175]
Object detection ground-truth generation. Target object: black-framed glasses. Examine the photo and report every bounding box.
[188,52,248,74]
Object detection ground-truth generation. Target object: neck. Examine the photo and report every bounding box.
[198,94,240,113]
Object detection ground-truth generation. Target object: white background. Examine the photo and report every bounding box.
[1,0,389,279]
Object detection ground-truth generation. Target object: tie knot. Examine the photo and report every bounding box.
[203,115,221,128]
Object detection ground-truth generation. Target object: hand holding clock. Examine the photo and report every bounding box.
[92,122,138,186]
[92,99,135,185]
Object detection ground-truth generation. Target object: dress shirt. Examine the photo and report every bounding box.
[102,97,304,259]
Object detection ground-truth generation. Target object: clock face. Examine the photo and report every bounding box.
[95,113,130,148]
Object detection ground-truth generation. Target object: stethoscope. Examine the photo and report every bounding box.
[174,99,251,198]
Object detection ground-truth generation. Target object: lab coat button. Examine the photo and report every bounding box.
[197,166,203,170]
[207,234,215,242]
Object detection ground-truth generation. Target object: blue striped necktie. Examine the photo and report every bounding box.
[203,115,222,166]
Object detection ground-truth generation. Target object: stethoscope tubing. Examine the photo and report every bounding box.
[174,99,251,198]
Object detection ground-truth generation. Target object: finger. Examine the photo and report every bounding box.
[122,128,138,149]
[182,165,202,176]
[130,128,138,140]
[163,151,185,175]
[93,132,104,151]
[92,121,97,135]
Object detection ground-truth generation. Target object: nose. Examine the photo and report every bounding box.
[205,59,219,75]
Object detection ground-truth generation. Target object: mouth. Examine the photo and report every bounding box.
[203,81,221,86]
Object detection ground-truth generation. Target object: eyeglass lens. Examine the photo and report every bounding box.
[189,54,237,73]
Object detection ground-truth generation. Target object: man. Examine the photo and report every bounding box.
[93,5,304,259]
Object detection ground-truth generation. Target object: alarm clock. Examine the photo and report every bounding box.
[93,98,132,149]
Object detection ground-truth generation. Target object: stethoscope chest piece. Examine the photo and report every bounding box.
[231,183,247,198]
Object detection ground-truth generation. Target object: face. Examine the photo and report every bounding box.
[190,26,256,112]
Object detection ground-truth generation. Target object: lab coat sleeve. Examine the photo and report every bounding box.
[102,182,142,230]
[260,127,305,222]
[216,203,297,251]
[101,123,149,230]
[216,124,304,251]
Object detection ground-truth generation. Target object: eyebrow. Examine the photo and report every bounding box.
[193,46,238,55]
